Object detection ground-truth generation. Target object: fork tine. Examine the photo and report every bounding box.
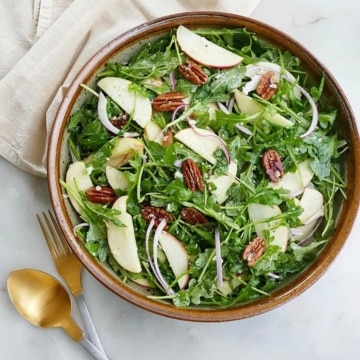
[36,213,59,260]
[37,211,67,258]
[47,210,71,255]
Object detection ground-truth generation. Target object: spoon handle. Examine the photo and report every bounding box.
[76,294,106,354]
[62,315,109,359]
[80,337,110,360]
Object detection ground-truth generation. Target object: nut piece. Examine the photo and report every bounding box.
[110,113,129,129]
[162,128,173,147]
[85,186,116,204]
[181,159,204,191]
[141,205,174,229]
[178,60,208,85]
[242,237,266,266]
[152,92,186,112]
[256,71,278,100]
[262,149,284,183]
[181,207,208,225]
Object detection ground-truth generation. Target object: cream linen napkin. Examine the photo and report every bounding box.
[0,0,261,177]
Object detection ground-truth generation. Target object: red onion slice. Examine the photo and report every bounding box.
[145,218,156,274]
[152,219,175,295]
[235,124,253,136]
[73,222,89,234]
[97,92,121,135]
[145,218,173,294]
[217,102,231,115]
[214,228,223,287]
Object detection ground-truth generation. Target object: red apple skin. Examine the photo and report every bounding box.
[176,25,243,69]
[158,232,189,289]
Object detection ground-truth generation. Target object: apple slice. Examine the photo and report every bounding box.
[105,165,131,191]
[268,159,314,196]
[144,120,163,144]
[97,77,151,128]
[218,274,245,296]
[209,160,238,204]
[128,275,151,288]
[174,127,219,164]
[107,196,142,273]
[298,188,324,225]
[158,232,189,289]
[248,203,288,252]
[176,25,243,69]
[107,137,144,167]
[65,161,93,214]
[233,90,293,128]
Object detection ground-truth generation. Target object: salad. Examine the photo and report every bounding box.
[62,25,347,307]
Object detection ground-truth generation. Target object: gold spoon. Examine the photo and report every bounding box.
[7,268,109,360]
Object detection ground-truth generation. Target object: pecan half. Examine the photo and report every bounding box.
[181,159,204,191]
[181,207,208,225]
[110,113,129,129]
[256,71,278,100]
[178,60,208,85]
[141,205,174,229]
[242,237,266,266]
[262,149,284,183]
[152,92,186,112]
[85,186,116,204]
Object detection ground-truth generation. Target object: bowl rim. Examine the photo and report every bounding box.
[47,11,360,322]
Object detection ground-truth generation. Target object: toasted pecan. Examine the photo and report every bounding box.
[262,149,284,183]
[256,71,278,100]
[141,205,173,229]
[181,159,204,191]
[242,237,266,266]
[152,92,186,112]
[85,186,116,204]
[178,60,208,85]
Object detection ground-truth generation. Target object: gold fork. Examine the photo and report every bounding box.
[37,210,106,356]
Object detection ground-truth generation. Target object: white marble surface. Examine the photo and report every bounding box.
[1,1,359,359]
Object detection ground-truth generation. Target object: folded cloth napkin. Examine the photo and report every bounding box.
[0,0,260,177]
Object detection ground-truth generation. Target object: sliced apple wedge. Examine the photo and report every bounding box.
[65,161,93,214]
[158,232,189,289]
[144,120,163,144]
[268,159,314,196]
[107,137,144,167]
[176,25,243,69]
[209,160,238,204]
[105,165,131,191]
[233,90,293,128]
[174,127,219,164]
[298,188,324,225]
[97,77,151,128]
[218,274,245,296]
[248,203,288,252]
[128,275,151,288]
[107,196,142,273]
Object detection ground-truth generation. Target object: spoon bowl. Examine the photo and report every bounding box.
[7,268,83,340]
[7,268,109,360]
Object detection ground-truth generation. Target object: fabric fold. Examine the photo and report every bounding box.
[0,0,261,177]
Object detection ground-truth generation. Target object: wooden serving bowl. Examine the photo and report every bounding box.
[47,12,360,322]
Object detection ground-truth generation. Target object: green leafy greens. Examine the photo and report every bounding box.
[63,26,347,308]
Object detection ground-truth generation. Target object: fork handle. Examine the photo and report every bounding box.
[76,294,106,355]
[80,337,110,360]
